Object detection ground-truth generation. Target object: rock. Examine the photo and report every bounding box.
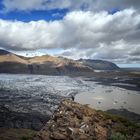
[50,132,67,140]
[94,123,108,140]
[33,100,140,140]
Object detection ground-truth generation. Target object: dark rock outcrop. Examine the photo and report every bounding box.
[0,49,11,55]
[78,59,120,70]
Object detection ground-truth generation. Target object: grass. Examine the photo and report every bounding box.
[110,132,129,140]
[0,128,37,140]
[97,110,140,139]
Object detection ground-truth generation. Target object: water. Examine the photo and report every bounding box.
[75,82,140,114]
[0,74,140,115]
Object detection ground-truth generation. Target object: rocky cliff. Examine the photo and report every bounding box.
[33,100,140,140]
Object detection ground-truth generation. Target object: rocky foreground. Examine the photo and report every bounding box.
[34,100,140,140]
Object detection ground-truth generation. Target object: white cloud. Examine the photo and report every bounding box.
[1,0,71,12]
[1,0,140,12]
[0,8,140,63]
[2,0,46,12]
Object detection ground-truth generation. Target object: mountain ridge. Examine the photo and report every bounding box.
[78,59,119,70]
[0,49,119,75]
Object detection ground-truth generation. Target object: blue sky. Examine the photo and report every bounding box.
[0,0,140,67]
[0,8,68,22]
[0,1,118,22]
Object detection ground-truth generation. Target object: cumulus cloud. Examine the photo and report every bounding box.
[1,0,71,12]
[1,0,140,12]
[0,8,140,63]
[60,41,140,64]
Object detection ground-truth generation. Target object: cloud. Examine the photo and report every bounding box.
[1,0,140,12]
[0,8,140,63]
[2,0,47,12]
[1,0,71,12]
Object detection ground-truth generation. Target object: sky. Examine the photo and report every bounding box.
[0,0,140,67]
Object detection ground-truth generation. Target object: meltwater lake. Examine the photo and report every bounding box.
[0,74,140,116]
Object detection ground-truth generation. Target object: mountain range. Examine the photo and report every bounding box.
[0,49,119,75]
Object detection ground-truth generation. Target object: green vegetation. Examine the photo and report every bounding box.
[110,132,129,140]
[0,128,37,140]
[97,110,140,139]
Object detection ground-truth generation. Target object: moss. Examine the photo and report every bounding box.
[0,128,37,140]
[97,110,140,138]
[110,132,129,140]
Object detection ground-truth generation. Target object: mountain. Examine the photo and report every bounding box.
[0,49,93,75]
[0,49,120,75]
[78,59,119,70]
[0,50,28,74]
[0,49,11,55]
[33,100,140,140]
